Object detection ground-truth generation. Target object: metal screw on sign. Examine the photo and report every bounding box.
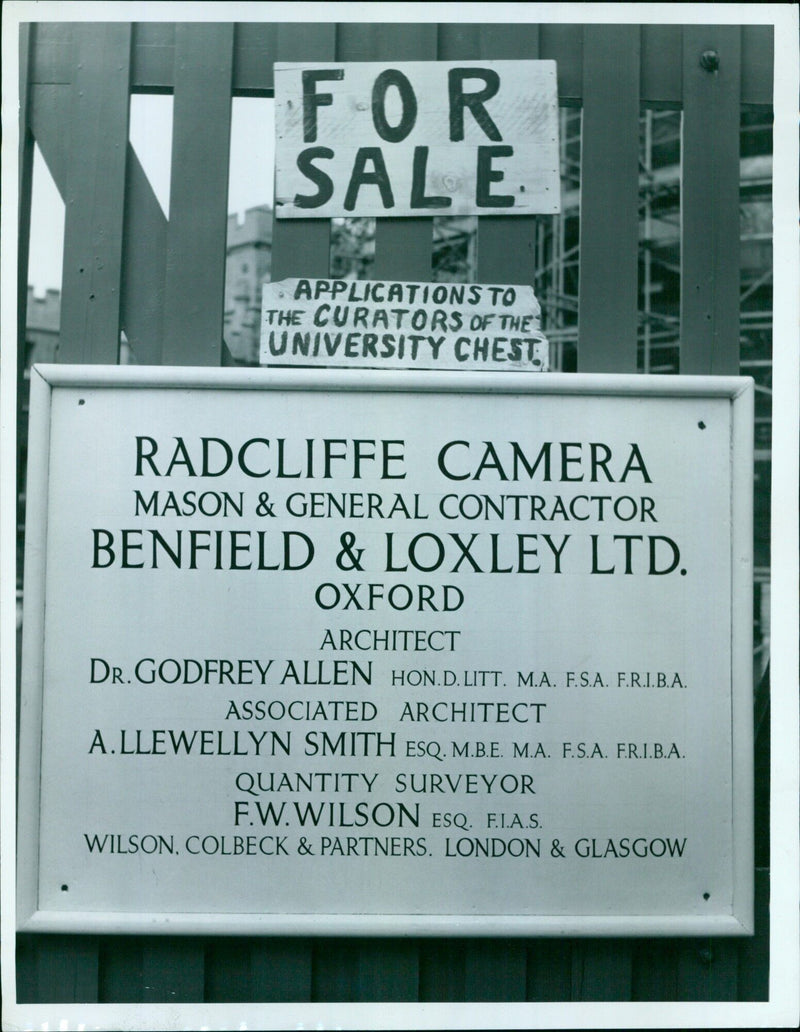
[700,50,720,73]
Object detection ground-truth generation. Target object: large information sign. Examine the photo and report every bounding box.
[274,61,560,218]
[18,366,753,936]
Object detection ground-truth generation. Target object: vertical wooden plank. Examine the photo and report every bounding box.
[162,23,234,365]
[141,939,206,1002]
[631,940,680,1001]
[680,26,742,376]
[419,939,466,1001]
[311,939,359,1002]
[97,939,143,1002]
[525,940,572,1001]
[473,26,540,288]
[130,22,175,90]
[336,24,437,281]
[233,23,280,93]
[464,940,528,1001]
[205,939,252,1001]
[32,935,100,1002]
[18,23,35,359]
[354,940,419,1000]
[120,147,167,364]
[540,24,584,104]
[17,22,35,604]
[28,21,73,84]
[58,23,131,363]
[29,84,70,191]
[251,940,313,1002]
[270,23,336,280]
[736,868,770,1000]
[641,25,683,107]
[436,24,483,61]
[741,25,774,107]
[577,24,641,372]
[15,936,38,1003]
[571,938,633,1001]
[676,938,739,1001]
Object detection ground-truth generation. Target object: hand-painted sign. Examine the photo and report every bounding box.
[274,61,561,218]
[260,279,549,371]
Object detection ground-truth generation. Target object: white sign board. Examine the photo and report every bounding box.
[260,279,549,371]
[18,366,753,936]
[274,61,561,218]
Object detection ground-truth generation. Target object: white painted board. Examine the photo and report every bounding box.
[260,279,548,371]
[274,61,561,218]
[18,367,753,936]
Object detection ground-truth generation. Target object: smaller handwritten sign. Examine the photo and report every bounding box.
[260,278,549,371]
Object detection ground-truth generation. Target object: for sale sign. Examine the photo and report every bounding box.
[274,61,561,218]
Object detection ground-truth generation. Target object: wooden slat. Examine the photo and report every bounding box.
[571,940,633,1001]
[15,936,38,1003]
[680,25,742,376]
[464,940,528,1001]
[130,22,175,92]
[32,935,100,1002]
[419,939,466,1001]
[577,24,641,373]
[120,147,167,363]
[480,22,543,57]
[58,23,131,363]
[355,939,419,1000]
[269,23,336,280]
[29,84,165,364]
[372,217,434,281]
[205,939,251,1001]
[17,20,35,552]
[736,868,770,1000]
[250,940,313,1002]
[641,25,682,108]
[141,939,206,1002]
[233,23,280,94]
[18,23,35,347]
[311,939,358,1002]
[162,24,233,365]
[28,21,72,84]
[436,24,483,60]
[525,940,572,1001]
[540,24,583,104]
[474,25,540,287]
[676,938,739,1001]
[29,84,69,193]
[97,939,143,1002]
[741,25,774,107]
[631,940,680,1001]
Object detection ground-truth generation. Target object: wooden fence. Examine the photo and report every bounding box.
[16,19,772,1004]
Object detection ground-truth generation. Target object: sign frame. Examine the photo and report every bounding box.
[17,364,754,937]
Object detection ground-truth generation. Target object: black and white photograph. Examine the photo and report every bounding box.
[1,3,797,1029]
